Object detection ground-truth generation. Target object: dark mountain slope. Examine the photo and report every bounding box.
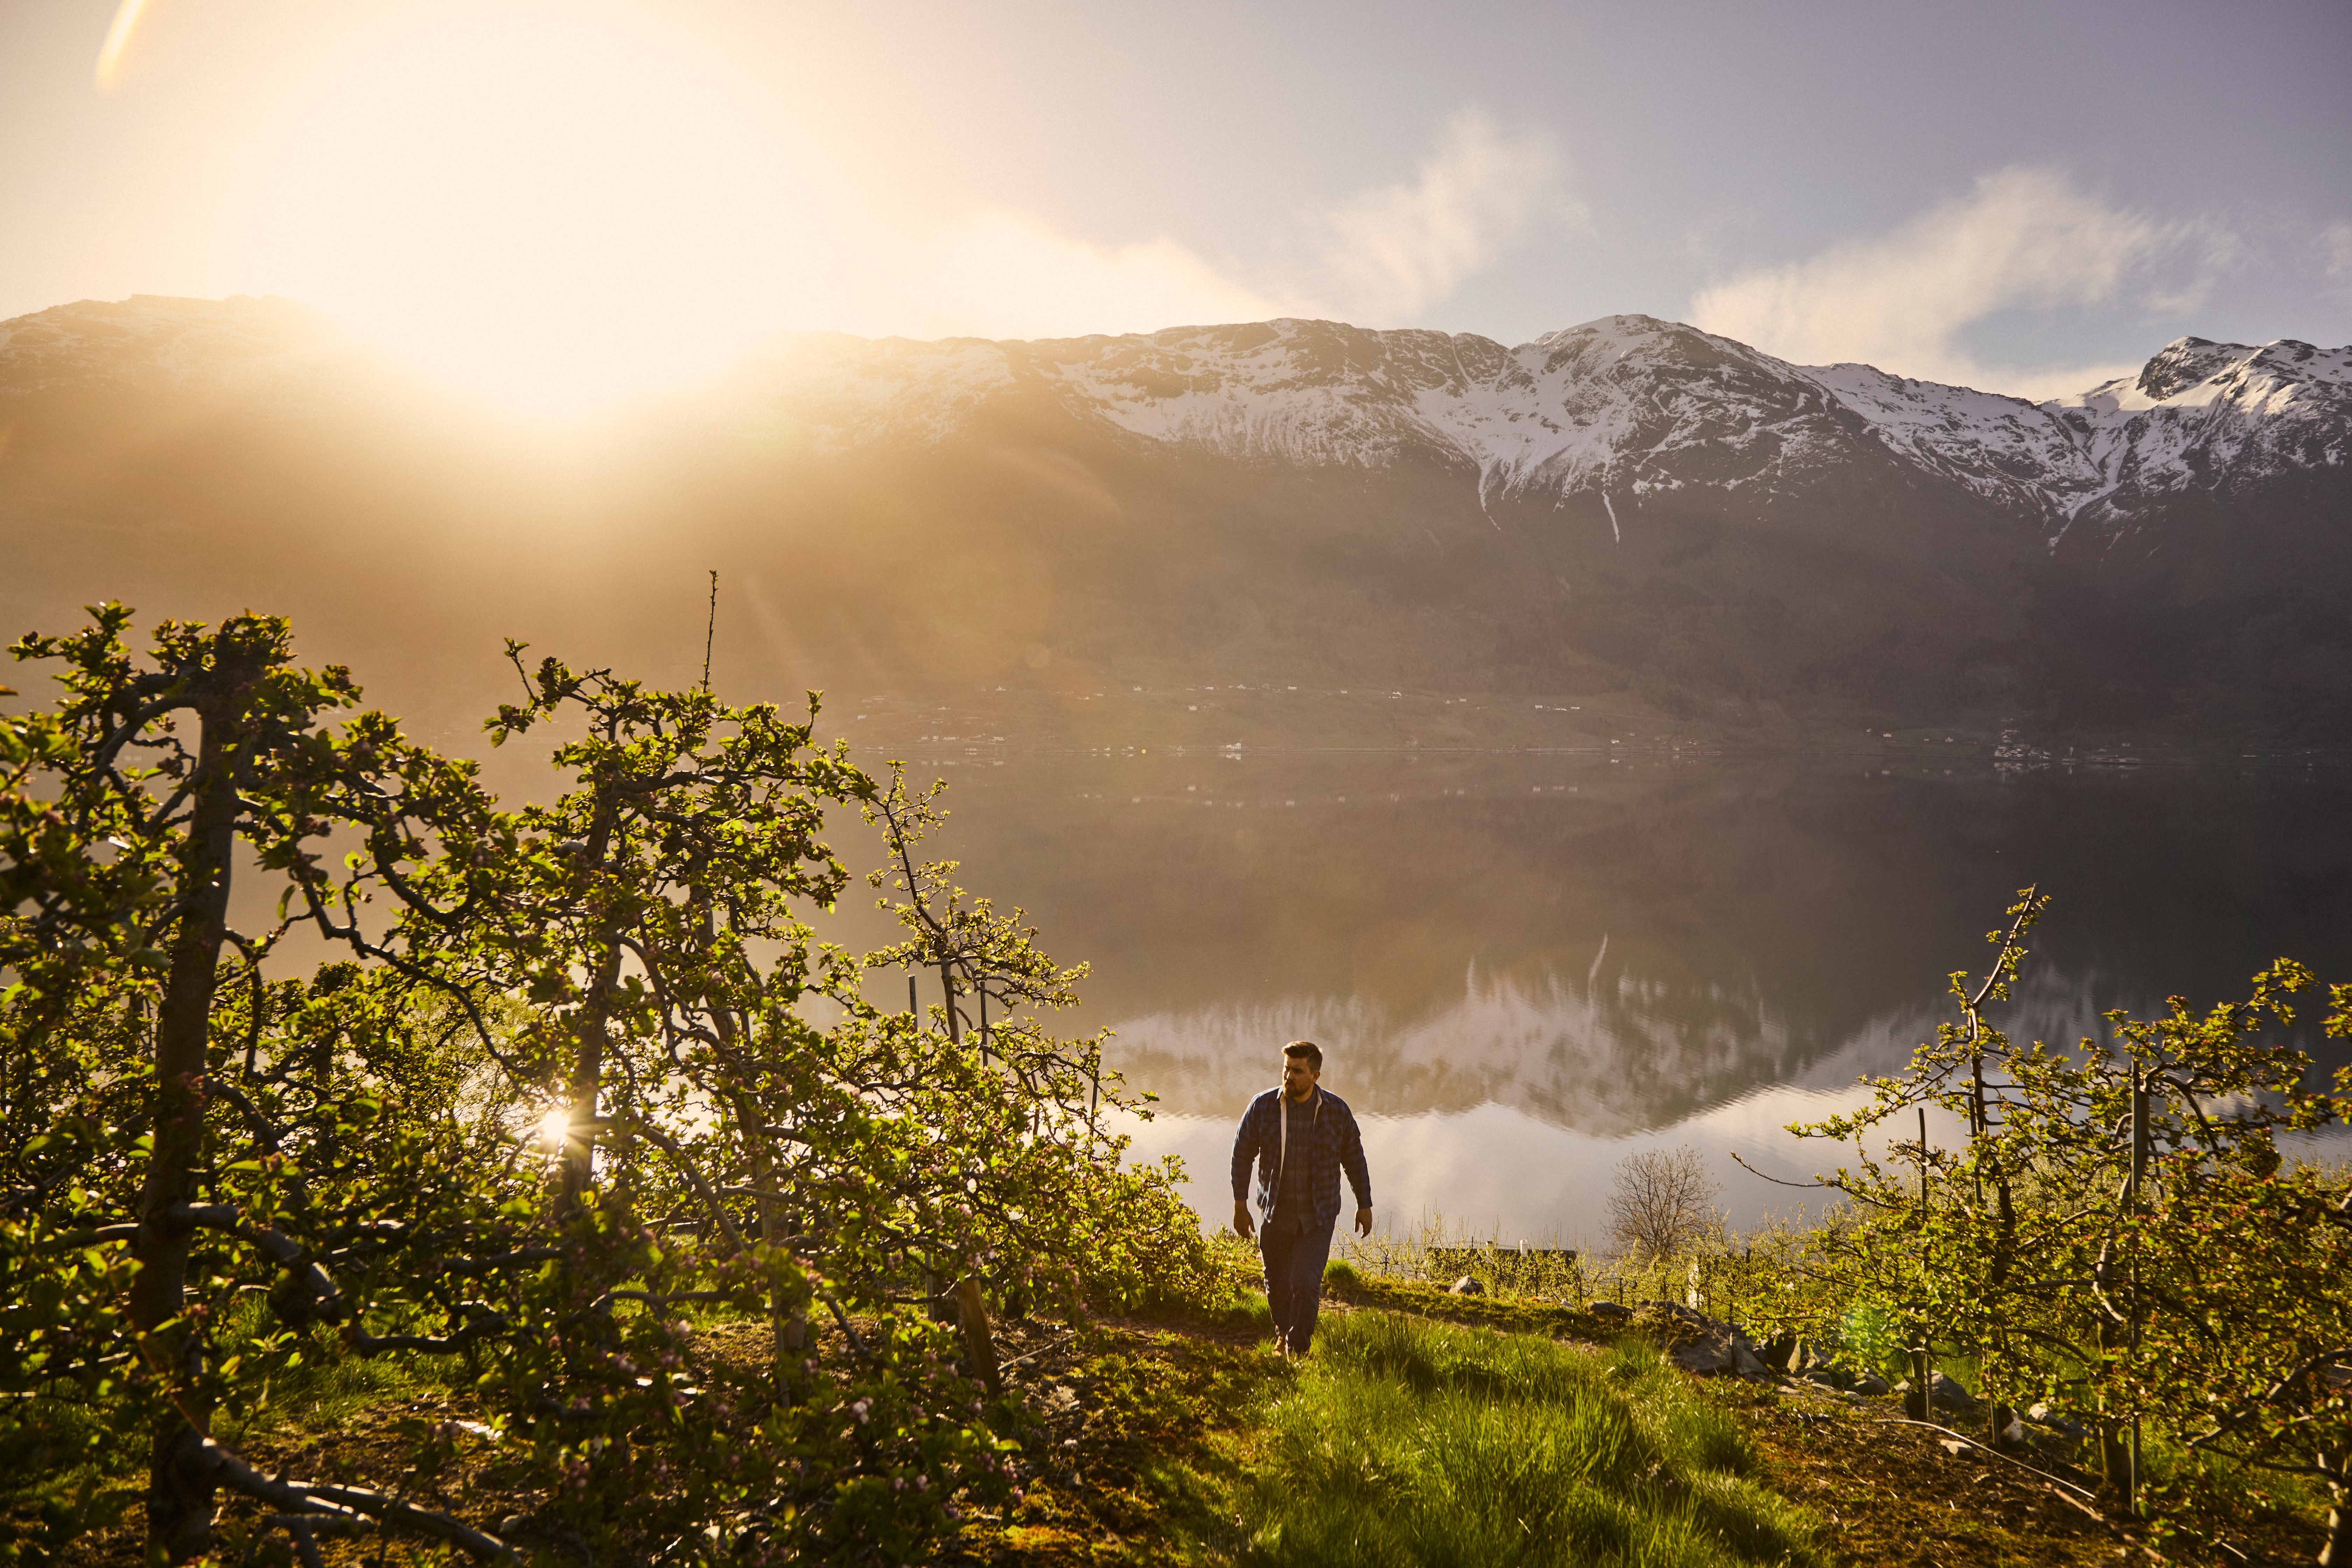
[2,297,2343,739]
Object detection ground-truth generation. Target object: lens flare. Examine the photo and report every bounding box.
[94,0,150,91]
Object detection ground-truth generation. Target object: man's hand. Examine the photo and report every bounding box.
[1233,1200,1255,1239]
[1354,1206,1373,1238]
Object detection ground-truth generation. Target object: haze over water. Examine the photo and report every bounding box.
[879,747,2352,1242]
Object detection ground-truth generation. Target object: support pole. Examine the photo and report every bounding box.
[1916,1106,1933,1420]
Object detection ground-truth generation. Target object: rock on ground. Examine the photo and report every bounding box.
[1630,1301,1770,1378]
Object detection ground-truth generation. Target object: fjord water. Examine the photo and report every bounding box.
[898,748,2352,1241]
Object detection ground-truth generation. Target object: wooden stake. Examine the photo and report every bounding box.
[701,570,719,692]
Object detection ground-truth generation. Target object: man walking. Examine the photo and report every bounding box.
[1231,1040,1373,1356]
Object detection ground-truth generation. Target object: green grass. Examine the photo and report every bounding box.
[1323,1263,1615,1342]
[1207,1288,1275,1339]
[1190,1311,1826,1568]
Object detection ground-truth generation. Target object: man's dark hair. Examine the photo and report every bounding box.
[1283,1040,1323,1073]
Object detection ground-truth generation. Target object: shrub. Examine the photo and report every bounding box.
[1748,887,2352,1559]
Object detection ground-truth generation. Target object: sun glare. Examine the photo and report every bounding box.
[224,3,852,420]
[536,1103,572,1152]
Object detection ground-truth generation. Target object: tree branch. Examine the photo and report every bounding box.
[197,1437,510,1559]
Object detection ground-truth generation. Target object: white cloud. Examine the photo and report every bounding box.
[1970,358,2146,406]
[847,109,1565,345]
[1316,110,1570,324]
[2323,220,2352,282]
[904,209,1296,341]
[1689,167,2234,398]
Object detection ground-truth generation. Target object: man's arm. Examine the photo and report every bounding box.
[1338,1103,1373,1236]
[1230,1098,1260,1238]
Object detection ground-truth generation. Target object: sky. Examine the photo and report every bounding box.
[4,0,2348,414]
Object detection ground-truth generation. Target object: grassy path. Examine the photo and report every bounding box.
[1191,1313,1820,1566]
[952,1274,2316,1567]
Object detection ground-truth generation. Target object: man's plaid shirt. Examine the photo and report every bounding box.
[1231,1085,1372,1233]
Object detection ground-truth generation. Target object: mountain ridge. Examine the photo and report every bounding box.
[730,311,2350,550]
[3,294,2347,739]
[7,293,2344,555]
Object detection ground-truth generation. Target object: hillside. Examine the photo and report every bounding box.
[3,296,2346,740]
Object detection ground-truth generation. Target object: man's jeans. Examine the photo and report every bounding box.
[1260,1214,1335,1354]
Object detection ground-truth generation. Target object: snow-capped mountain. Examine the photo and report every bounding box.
[1814,337,2352,547]
[743,315,1900,517]
[740,314,2352,553]
[7,295,2341,563]
[741,316,1904,519]
[4,294,2346,736]
[2045,338,2352,547]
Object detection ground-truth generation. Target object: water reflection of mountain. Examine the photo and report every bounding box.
[1109,957,1792,1133]
[876,750,2352,1136]
[1106,960,2219,1135]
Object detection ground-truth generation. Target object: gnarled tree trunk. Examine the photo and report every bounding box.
[131,698,244,1561]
